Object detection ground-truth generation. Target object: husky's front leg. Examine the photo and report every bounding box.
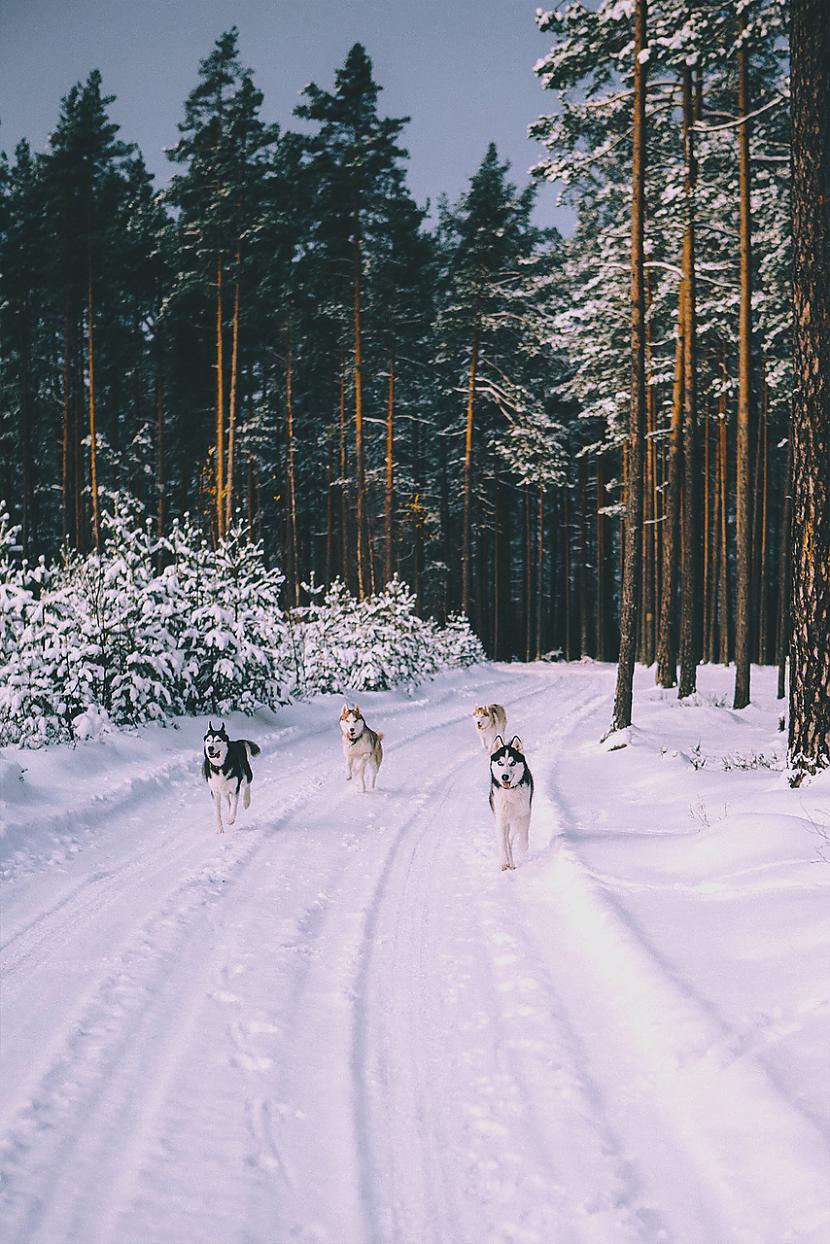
[495,813,514,871]
[356,756,368,792]
[212,791,224,834]
[515,814,530,856]
[227,788,239,826]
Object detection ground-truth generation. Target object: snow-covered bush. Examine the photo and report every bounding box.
[292,577,483,696]
[433,612,487,670]
[0,506,83,747]
[166,517,291,714]
[0,505,486,747]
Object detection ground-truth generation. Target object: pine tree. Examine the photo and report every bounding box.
[41,70,134,550]
[168,29,278,540]
[296,44,410,598]
[436,144,539,639]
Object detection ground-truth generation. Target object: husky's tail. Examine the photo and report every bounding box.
[242,740,261,757]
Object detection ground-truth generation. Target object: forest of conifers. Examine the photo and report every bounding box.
[1,1,827,771]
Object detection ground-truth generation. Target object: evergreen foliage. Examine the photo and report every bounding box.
[0,8,813,738]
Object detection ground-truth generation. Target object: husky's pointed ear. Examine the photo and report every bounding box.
[354,704,361,716]
[492,735,504,752]
[510,735,523,753]
[207,720,214,733]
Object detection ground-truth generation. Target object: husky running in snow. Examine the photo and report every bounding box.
[473,703,508,753]
[489,735,533,871]
[203,722,260,833]
[340,703,384,791]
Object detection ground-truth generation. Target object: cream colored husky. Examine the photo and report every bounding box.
[340,704,384,791]
[472,703,507,753]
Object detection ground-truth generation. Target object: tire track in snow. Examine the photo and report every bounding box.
[0,761,342,1244]
[346,674,649,1244]
[1,668,548,1244]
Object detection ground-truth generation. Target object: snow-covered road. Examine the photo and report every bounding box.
[2,664,829,1244]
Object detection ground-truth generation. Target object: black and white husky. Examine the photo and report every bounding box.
[340,703,384,791]
[203,722,261,834]
[489,735,533,871]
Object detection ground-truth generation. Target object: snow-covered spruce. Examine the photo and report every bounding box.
[0,505,484,747]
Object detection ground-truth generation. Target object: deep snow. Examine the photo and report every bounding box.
[1,663,829,1244]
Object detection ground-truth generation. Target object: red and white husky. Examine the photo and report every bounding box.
[339,704,384,792]
[472,703,507,753]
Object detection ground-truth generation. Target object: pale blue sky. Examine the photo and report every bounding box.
[0,0,573,232]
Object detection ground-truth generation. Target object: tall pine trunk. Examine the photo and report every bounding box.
[656,290,684,687]
[734,13,754,708]
[87,268,100,550]
[717,410,731,666]
[62,301,72,545]
[284,332,300,607]
[757,364,769,662]
[352,210,368,600]
[776,424,793,699]
[225,251,241,530]
[678,63,699,699]
[536,486,545,660]
[215,252,226,542]
[338,365,349,589]
[595,454,613,662]
[384,353,395,584]
[155,334,165,538]
[611,0,648,733]
[461,315,480,618]
[788,0,830,778]
[19,297,34,553]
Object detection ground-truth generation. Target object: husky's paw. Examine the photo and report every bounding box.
[500,863,511,871]
[216,827,224,834]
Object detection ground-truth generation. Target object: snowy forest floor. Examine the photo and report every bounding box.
[1,663,829,1244]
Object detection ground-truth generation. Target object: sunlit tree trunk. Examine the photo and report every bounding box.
[678,63,699,699]
[788,0,830,778]
[352,209,368,599]
[734,12,754,708]
[611,0,648,732]
[325,434,335,586]
[338,365,349,589]
[718,410,730,666]
[225,250,241,530]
